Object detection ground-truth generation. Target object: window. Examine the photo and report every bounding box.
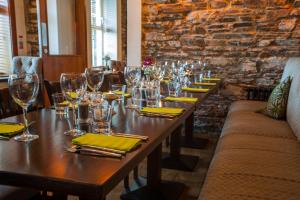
[90,0,118,66]
[0,0,12,74]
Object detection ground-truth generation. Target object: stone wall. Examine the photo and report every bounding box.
[142,0,300,132]
[24,0,39,56]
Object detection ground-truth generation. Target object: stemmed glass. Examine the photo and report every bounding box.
[85,67,105,92]
[8,73,40,142]
[60,73,87,136]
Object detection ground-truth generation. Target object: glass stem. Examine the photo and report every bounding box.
[72,103,77,130]
[22,107,29,136]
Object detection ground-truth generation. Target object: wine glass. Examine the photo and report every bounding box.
[8,73,40,142]
[124,66,142,88]
[60,73,87,136]
[85,67,105,92]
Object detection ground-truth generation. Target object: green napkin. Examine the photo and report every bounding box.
[0,123,25,137]
[164,97,198,103]
[182,87,209,93]
[141,107,184,116]
[203,78,221,81]
[72,133,142,152]
[193,82,216,86]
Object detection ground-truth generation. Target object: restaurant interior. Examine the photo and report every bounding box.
[0,0,300,199]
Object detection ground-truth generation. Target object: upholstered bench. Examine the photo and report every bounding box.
[199,57,300,200]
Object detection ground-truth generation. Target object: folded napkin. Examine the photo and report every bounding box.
[203,78,221,81]
[111,91,131,98]
[61,101,77,108]
[66,92,78,99]
[141,107,184,116]
[182,87,209,93]
[161,80,171,84]
[164,97,198,103]
[193,82,216,86]
[0,123,25,137]
[72,133,142,152]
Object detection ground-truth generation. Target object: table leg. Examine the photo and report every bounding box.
[120,144,186,200]
[162,125,199,171]
[181,112,209,149]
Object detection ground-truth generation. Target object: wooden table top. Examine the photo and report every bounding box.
[0,81,220,198]
[0,103,195,197]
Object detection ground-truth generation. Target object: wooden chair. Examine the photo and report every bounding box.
[44,80,61,106]
[0,88,22,119]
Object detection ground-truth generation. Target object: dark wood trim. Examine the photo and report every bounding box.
[7,0,17,56]
[75,0,87,67]
[0,5,8,14]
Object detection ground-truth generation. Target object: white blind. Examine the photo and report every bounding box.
[0,0,12,74]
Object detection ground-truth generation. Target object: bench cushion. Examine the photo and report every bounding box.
[222,108,295,139]
[228,100,267,114]
[199,148,300,200]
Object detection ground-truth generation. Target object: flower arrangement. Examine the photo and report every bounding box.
[143,57,154,66]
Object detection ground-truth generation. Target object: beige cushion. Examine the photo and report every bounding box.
[281,57,300,82]
[199,148,300,200]
[287,73,300,140]
[216,134,299,155]
[222,110,295,139]
[228,100,267,114]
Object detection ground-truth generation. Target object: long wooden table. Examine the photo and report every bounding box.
[0,102,194,199]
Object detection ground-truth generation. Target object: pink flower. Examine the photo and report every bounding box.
[143,57,153,66]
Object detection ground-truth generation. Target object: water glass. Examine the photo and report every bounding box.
[111,84,127,102]
[145,86,159,107]
[85,67,105,92]
[193,73,204,83]
[168,80,181,97]
[52,93,69,116]
[132,87,146,109]
[92,103,113,135]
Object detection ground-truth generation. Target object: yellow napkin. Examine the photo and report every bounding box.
[72,133,141,152]
[0,123,25,137]
[161,80,170,84]
[193,82,216,86]
[141,107,184,116]
[111,91,131,98]
[61,101,77,109]
[66,92,78,99]
[164,97,198,103]
[182,87,209,93]
[203,78,221,81]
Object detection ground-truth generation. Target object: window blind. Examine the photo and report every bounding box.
[0,0,11,74]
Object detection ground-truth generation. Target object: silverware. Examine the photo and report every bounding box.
[66,146,122,158]
[135,109,177,119]
[78,144,126,155]
[0,136,10,140]
[112,133,149,141]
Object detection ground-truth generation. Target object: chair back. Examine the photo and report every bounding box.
[0,88,22,119]
[44,80,61,106]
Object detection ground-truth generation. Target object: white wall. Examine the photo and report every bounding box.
[47,0,76,55]
[127,0,141,66]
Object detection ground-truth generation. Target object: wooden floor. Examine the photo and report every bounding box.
[106,129,219,200]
